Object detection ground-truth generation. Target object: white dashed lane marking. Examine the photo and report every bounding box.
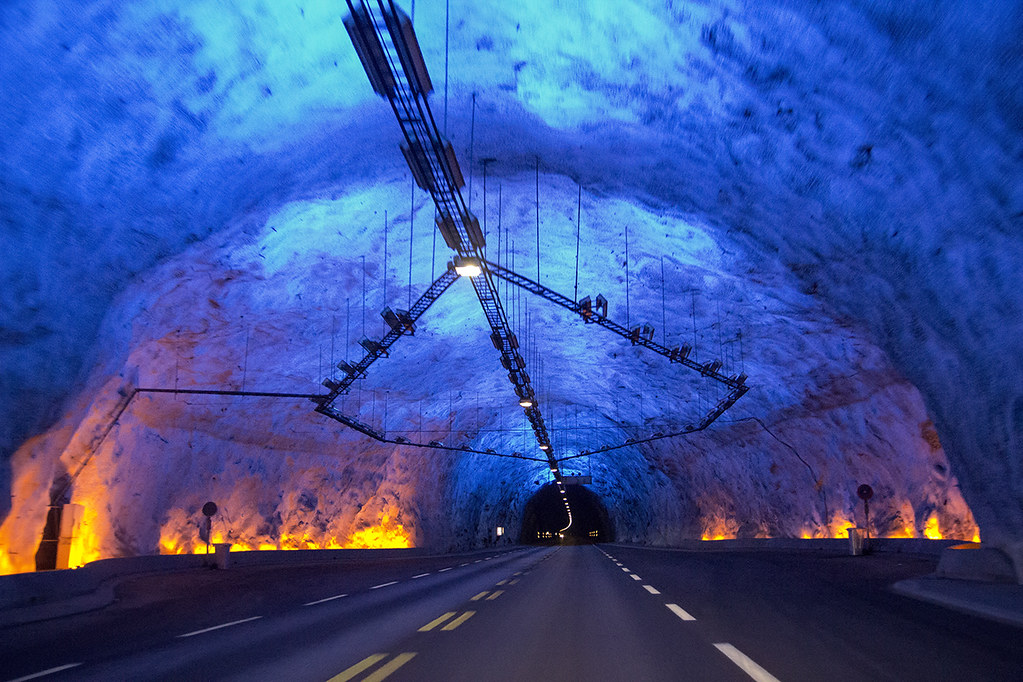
[713,643,780,682]
[177,616,263,638]
[304,593,348,606]
[666,603,696,621]
[7,664,83,682]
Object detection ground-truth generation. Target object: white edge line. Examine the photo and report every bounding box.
[412,572,430,579]
[713,643,780,682]
[7,663,83,682]
[370,580,398,590]
[303,593,348,606]
[177,615,262,638]
[666,603,696,621]
[643,584,661,595]
[439,567,453,572]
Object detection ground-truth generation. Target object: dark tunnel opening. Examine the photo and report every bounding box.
[519,483,615,544]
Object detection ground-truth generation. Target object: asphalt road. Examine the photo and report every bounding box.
[2,544,1021,681]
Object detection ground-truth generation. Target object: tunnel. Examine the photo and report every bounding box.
[2,1,1023,678]
[519,483,615,544]
[0,0,1017,579]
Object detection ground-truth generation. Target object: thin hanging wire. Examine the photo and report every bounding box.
[574,181,581,304]
[468,92,476,211]
[444,0,449,135]
[535,157,541,283]
[408,183,414,310]
[361,255,367,338]
[625,224,631,330]
[660,256,666,346]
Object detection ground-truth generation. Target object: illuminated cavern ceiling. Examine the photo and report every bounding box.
[1,0,1020,571]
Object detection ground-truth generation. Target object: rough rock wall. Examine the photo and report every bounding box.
[2,0,1016,565]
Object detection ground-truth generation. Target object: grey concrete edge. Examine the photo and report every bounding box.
[0,544,524,625]
[891,578,1023,629]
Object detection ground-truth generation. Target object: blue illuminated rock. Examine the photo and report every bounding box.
[1,0,1017,570]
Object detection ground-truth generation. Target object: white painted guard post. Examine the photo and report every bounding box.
[848,528,866,556]
[214,543,232,569]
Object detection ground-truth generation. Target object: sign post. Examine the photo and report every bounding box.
[857,484,873,540]
[202,501,218,555]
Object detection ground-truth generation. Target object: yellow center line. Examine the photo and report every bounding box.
[327,653,388,682]
[441,611,476,630]
[513,571,522,576]
[509,579,519,585]
[485,590,505,601]
[470,591,490,601]
[363,653,417,682]
[418,612,457,631]
[496,579,508,586]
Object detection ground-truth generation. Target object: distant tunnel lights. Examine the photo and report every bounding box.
[453,257,482,278]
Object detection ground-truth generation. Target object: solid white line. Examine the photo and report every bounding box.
[713,643,780,682]
[370,581,398,590]
[412,573,430,579]
[177,616,262,638]
[643,585,660,595]
[7,664,83,682]
[666,603,696,621]
[304,593,348,606]
[630,574,642,581]
[439,567,453,572]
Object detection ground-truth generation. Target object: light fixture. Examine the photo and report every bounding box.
[539,444,550,451]
[519,398,533,408]
[453,256,482,277]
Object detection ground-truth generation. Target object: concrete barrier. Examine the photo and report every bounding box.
[612,537,961,556]
[0,546,444,614]
[936,544,1018,583]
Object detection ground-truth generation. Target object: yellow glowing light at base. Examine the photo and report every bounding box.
[343,512,413,549]
[885,524,917,539]
[65,503,102,569]
[923,513,943,540]
[828,513,857,540]
[700,516,739,541]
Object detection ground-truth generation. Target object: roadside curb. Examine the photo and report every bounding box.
[892,577,1023,629]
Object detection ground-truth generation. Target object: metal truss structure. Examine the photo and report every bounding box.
[315,0,750,473]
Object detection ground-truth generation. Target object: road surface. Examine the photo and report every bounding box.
[2,544,1021,681]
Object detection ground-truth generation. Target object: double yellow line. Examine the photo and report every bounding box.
[328,652,416,682]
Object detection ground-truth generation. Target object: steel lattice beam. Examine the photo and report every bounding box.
[343,0,558,474]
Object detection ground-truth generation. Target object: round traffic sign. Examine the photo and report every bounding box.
[857,484,874,501]
[202,501,218,517]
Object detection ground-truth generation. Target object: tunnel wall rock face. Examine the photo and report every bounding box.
[1,0,1017,567]
[0,176,976,570]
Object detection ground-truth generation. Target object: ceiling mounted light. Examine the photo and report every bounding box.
[453,256,482,277]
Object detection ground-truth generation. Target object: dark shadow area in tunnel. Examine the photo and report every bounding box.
[519,482,615,544]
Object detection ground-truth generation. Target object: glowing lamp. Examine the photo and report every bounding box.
[453,256,482,277]
[539,444,550,451]
[519,398,533,408]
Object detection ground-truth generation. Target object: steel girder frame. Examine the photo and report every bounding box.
[341,0,561,479]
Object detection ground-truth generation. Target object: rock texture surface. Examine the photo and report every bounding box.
[4,0,1017,570]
